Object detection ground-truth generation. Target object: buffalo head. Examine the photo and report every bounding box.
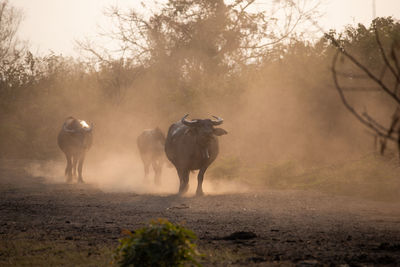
[62,116,93,134]
[181,114,227,145]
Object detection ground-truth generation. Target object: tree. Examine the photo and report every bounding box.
[78,0,320,110]
[326,17,400,159]
[0,0,30,110]
[0,0,24,61]
[81,0,319,63]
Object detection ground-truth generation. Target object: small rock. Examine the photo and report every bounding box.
[247,256,266,263]
[166,204,189,210]
[296,259,319,266]
[222,231,257,240]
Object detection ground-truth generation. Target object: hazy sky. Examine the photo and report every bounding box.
[11,0,400,57]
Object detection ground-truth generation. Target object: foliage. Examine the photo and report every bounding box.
[326,17,400,158]
[327,17,400,76]
[0,0,27,110]
[0,52,100,158]
[0,0,24,61]
[77,0,319,116]
[246,155,400,202]
[83,0,318,64]
[113,219,201,267]
[298,155,400,202]
[261,160,301,187]
[208,156,242,180]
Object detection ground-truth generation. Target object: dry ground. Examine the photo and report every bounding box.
[1,159,400,266]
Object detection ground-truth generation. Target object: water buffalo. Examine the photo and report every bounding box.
[57,116,93,183]
[165,114,228,196]
[137,127,166,184]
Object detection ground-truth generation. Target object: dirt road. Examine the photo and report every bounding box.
[1,159,400,266]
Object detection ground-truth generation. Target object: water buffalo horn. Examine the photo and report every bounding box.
[181,114,198,126]
[211,116,223,125]
[84,123,93,132]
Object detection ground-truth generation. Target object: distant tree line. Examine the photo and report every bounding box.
[1,0,399,166]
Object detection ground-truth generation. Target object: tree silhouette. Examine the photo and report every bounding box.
[327,17,400,159]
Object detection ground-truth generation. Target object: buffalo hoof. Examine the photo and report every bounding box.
[178,184,189,195]
[178,190,188,196]
[196,190,204,197]
[77,178,85,184]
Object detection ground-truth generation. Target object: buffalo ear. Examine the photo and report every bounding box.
[213,128,228,136]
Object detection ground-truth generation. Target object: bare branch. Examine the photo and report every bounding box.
[391,42,400,94]
[326,34,400,105]
[331,50,396,141]
[380,107,400,154]
[361,111,392,133]
[341,86,382,91]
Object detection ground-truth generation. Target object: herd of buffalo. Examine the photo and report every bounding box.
[57,115,228,196]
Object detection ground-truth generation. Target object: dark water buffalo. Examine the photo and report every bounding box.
[165,114,227,196]
[137,128,166,184]
[57,116,93,183]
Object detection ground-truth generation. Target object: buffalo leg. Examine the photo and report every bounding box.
[141,153,151,181]
[196,167,207,196]
[177,169,189,195]
[152,161,162,185]
[143,160,150,182]
[77,155,85,183]
[65,154,73,183]
[72,156,78,180]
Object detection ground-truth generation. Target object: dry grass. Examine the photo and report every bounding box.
[209,153,400,202]
[0,233,115,267]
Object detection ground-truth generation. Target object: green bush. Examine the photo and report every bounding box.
[208,156,242,180]
[255,155,400,202]
[261,161,300,187]
[114,219,201,267]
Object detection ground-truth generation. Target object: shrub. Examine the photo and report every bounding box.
[261,161,300,187]
[208,156,242,180]
[113,219,201,267]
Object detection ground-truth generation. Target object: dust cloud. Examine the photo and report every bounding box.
[4,7,399,200]
[25,151,250,196]
[18,55,399,198]
[12,72,398,201]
